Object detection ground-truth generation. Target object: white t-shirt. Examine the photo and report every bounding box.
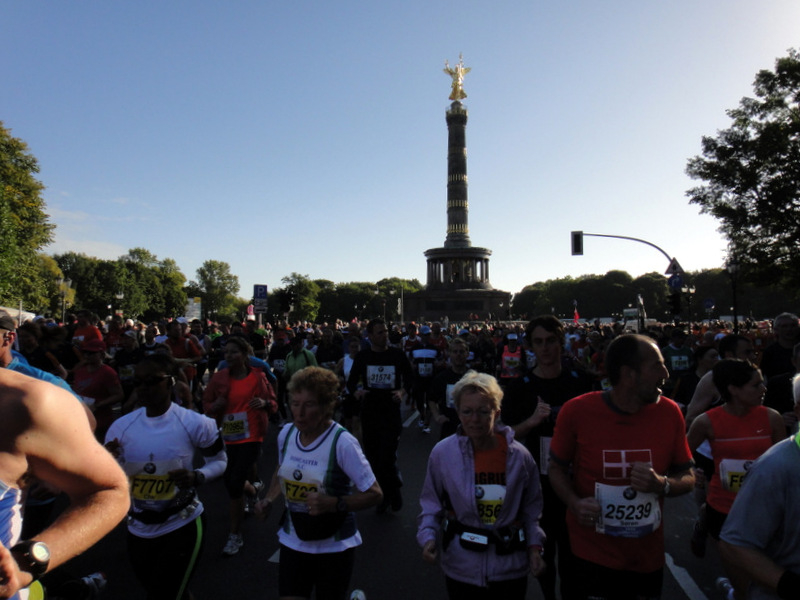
[106,403,220,538]
[277,422,376,554]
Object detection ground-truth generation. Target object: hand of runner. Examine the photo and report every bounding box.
[530,398,551,426]
[570,496,601,527]
[104,438,122,458]
[529,549,546,577]
[629,462,662,494]
[0,543,31,600]
[249,396,266,409]
[305,491,333,516]
[254,497,273,520]
[421,540,437,564]
[167,468,196,488]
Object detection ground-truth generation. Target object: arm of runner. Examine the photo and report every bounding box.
[629,462,695,497]
[767,408,788,444]
[512,398,551,438]
[255,465,282,520]
[305,480,383,516]
[15,380,129,579]
[718,541,788,597]
[547,457,601,527]
[685,371,716,429]
[686,413,711,455]
[168,431,227,488]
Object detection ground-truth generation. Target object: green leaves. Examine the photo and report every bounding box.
[686,48,800,293]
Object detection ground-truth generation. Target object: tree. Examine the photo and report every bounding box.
[194,260,240,320]
[686,48,800,293]
[0,122,55,308]
[157,258,188,319]
[281,273,320,323]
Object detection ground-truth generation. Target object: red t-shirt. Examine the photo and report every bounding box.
[221,370,268,444]
[550,391,692,573]
[707,405,773,514]
[473,434,508,526]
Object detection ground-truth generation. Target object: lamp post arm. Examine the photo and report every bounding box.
[582,233,673,264]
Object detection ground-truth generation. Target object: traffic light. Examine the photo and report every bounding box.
[669,292,682,315]
[279,291,290,313]
[571,231,584,256]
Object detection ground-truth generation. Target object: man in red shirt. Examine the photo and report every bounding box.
[548,334,695,599]
[164,320,202,385]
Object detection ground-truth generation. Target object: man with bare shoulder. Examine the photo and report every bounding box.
[0,368,129,600]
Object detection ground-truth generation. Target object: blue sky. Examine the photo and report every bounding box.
[2,1,798,301]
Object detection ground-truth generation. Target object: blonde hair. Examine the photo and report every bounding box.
[452,371,503,412]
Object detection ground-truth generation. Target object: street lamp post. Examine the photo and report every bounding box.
[726,258,739,334]
[681,285,696,325]
[56,278,72,324]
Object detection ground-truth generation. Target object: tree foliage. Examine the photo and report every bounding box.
[54,250,188,320]
[194,260,240,320]
[686,48,800,293]
[0,122,55,308]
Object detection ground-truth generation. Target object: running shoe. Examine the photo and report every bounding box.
[716,577,734,600]
[349,591,367,600]
[422,425,431,434]
[222,533,244,556]
[417,419,425,429]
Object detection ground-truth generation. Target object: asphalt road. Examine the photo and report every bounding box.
[60,408,729,600]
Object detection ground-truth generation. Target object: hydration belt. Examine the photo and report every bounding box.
[130,496,199,525]
[442,517,527,555]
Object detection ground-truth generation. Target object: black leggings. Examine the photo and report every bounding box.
[445,575,527,600]
[127,514,205,600]
[278,544,355,600]
[223,441,261,499]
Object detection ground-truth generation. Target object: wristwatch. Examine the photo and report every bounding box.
[336,497,348,513]
[11,540,50,580]
[662,477,671,497]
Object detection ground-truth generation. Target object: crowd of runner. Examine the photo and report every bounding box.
[2,307,799,599]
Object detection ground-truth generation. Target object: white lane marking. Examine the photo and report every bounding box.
[268,548,280,563]
[403,410,420,428]
[665,553,708,600]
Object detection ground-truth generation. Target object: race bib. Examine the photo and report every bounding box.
[119,365,135,382]
[131,474,176,502]
[719,458,752,493]
[475,484,505,525]
[418,363,433,377]
[595,483,661,538]
[221,411,250,442]
[367,365,396,390]
[445,384,456,409]
[670,355,690,371]
[125,458,182,511]
[282,478,319,513]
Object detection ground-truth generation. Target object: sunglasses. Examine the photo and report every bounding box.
[133,375,171,387]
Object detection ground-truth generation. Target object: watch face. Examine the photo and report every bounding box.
[31,543,50,563]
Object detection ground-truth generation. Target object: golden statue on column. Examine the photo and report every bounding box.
[444,54,470,100]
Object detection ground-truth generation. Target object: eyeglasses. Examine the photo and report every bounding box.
[134,375,170,387]
[458,408,493,419]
